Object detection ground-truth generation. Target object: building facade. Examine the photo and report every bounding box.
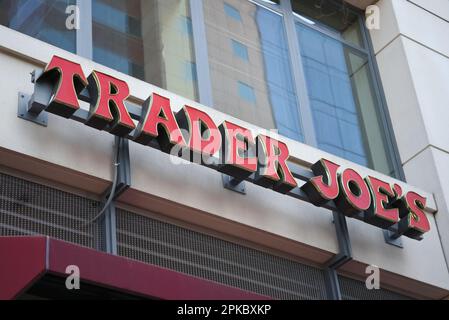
[0,0,449,300]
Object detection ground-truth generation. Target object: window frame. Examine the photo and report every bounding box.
[202,0,404,180]
[356,12,405,181]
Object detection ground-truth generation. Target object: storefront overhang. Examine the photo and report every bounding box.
[0,236,269,300]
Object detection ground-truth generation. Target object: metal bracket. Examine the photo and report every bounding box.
[324,268,342,300]
[325,212,353,300]
[98,137,130,254]
[328,212,353,269]
[222,174,246,194]
[383,229,403,248]
[17,93,48,127]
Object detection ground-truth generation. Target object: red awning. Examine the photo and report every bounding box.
[0,236,269,300]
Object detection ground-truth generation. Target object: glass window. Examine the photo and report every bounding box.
[92,0,198,101]
[204,0,304,142]
[179,15,193,35]
[291,0,364,48]
[295,20,394,175]
[231,39,249,61]
[0,0,76,53]
[224,3,242,21]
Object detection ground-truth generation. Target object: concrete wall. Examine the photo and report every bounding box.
[203,0,277,130]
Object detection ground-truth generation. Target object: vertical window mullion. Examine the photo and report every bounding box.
[189,0,214,106]
[279,0,317,146]
[76,0,93,59]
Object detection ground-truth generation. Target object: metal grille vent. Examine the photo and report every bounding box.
[116,209,327,300]
[0,173,103,249]
[339,276,411,300]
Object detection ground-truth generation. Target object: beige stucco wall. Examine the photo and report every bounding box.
[370,0,449,296]
[1,0,449,298]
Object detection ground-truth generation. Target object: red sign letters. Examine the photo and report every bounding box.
[33,55,431,240]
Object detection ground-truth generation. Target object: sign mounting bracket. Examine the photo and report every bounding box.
[17,92,48,127]
[222,174,246,194]
[383,229,403,248]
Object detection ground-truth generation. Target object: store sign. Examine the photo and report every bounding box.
[29,55,430,240]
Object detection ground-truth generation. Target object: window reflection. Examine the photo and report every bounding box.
[92,0,198,101]
[297,23,394,175]
[0,0,395,177]
[291,0,364,48]
[204,0,304,142]
[0,0,76,52]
